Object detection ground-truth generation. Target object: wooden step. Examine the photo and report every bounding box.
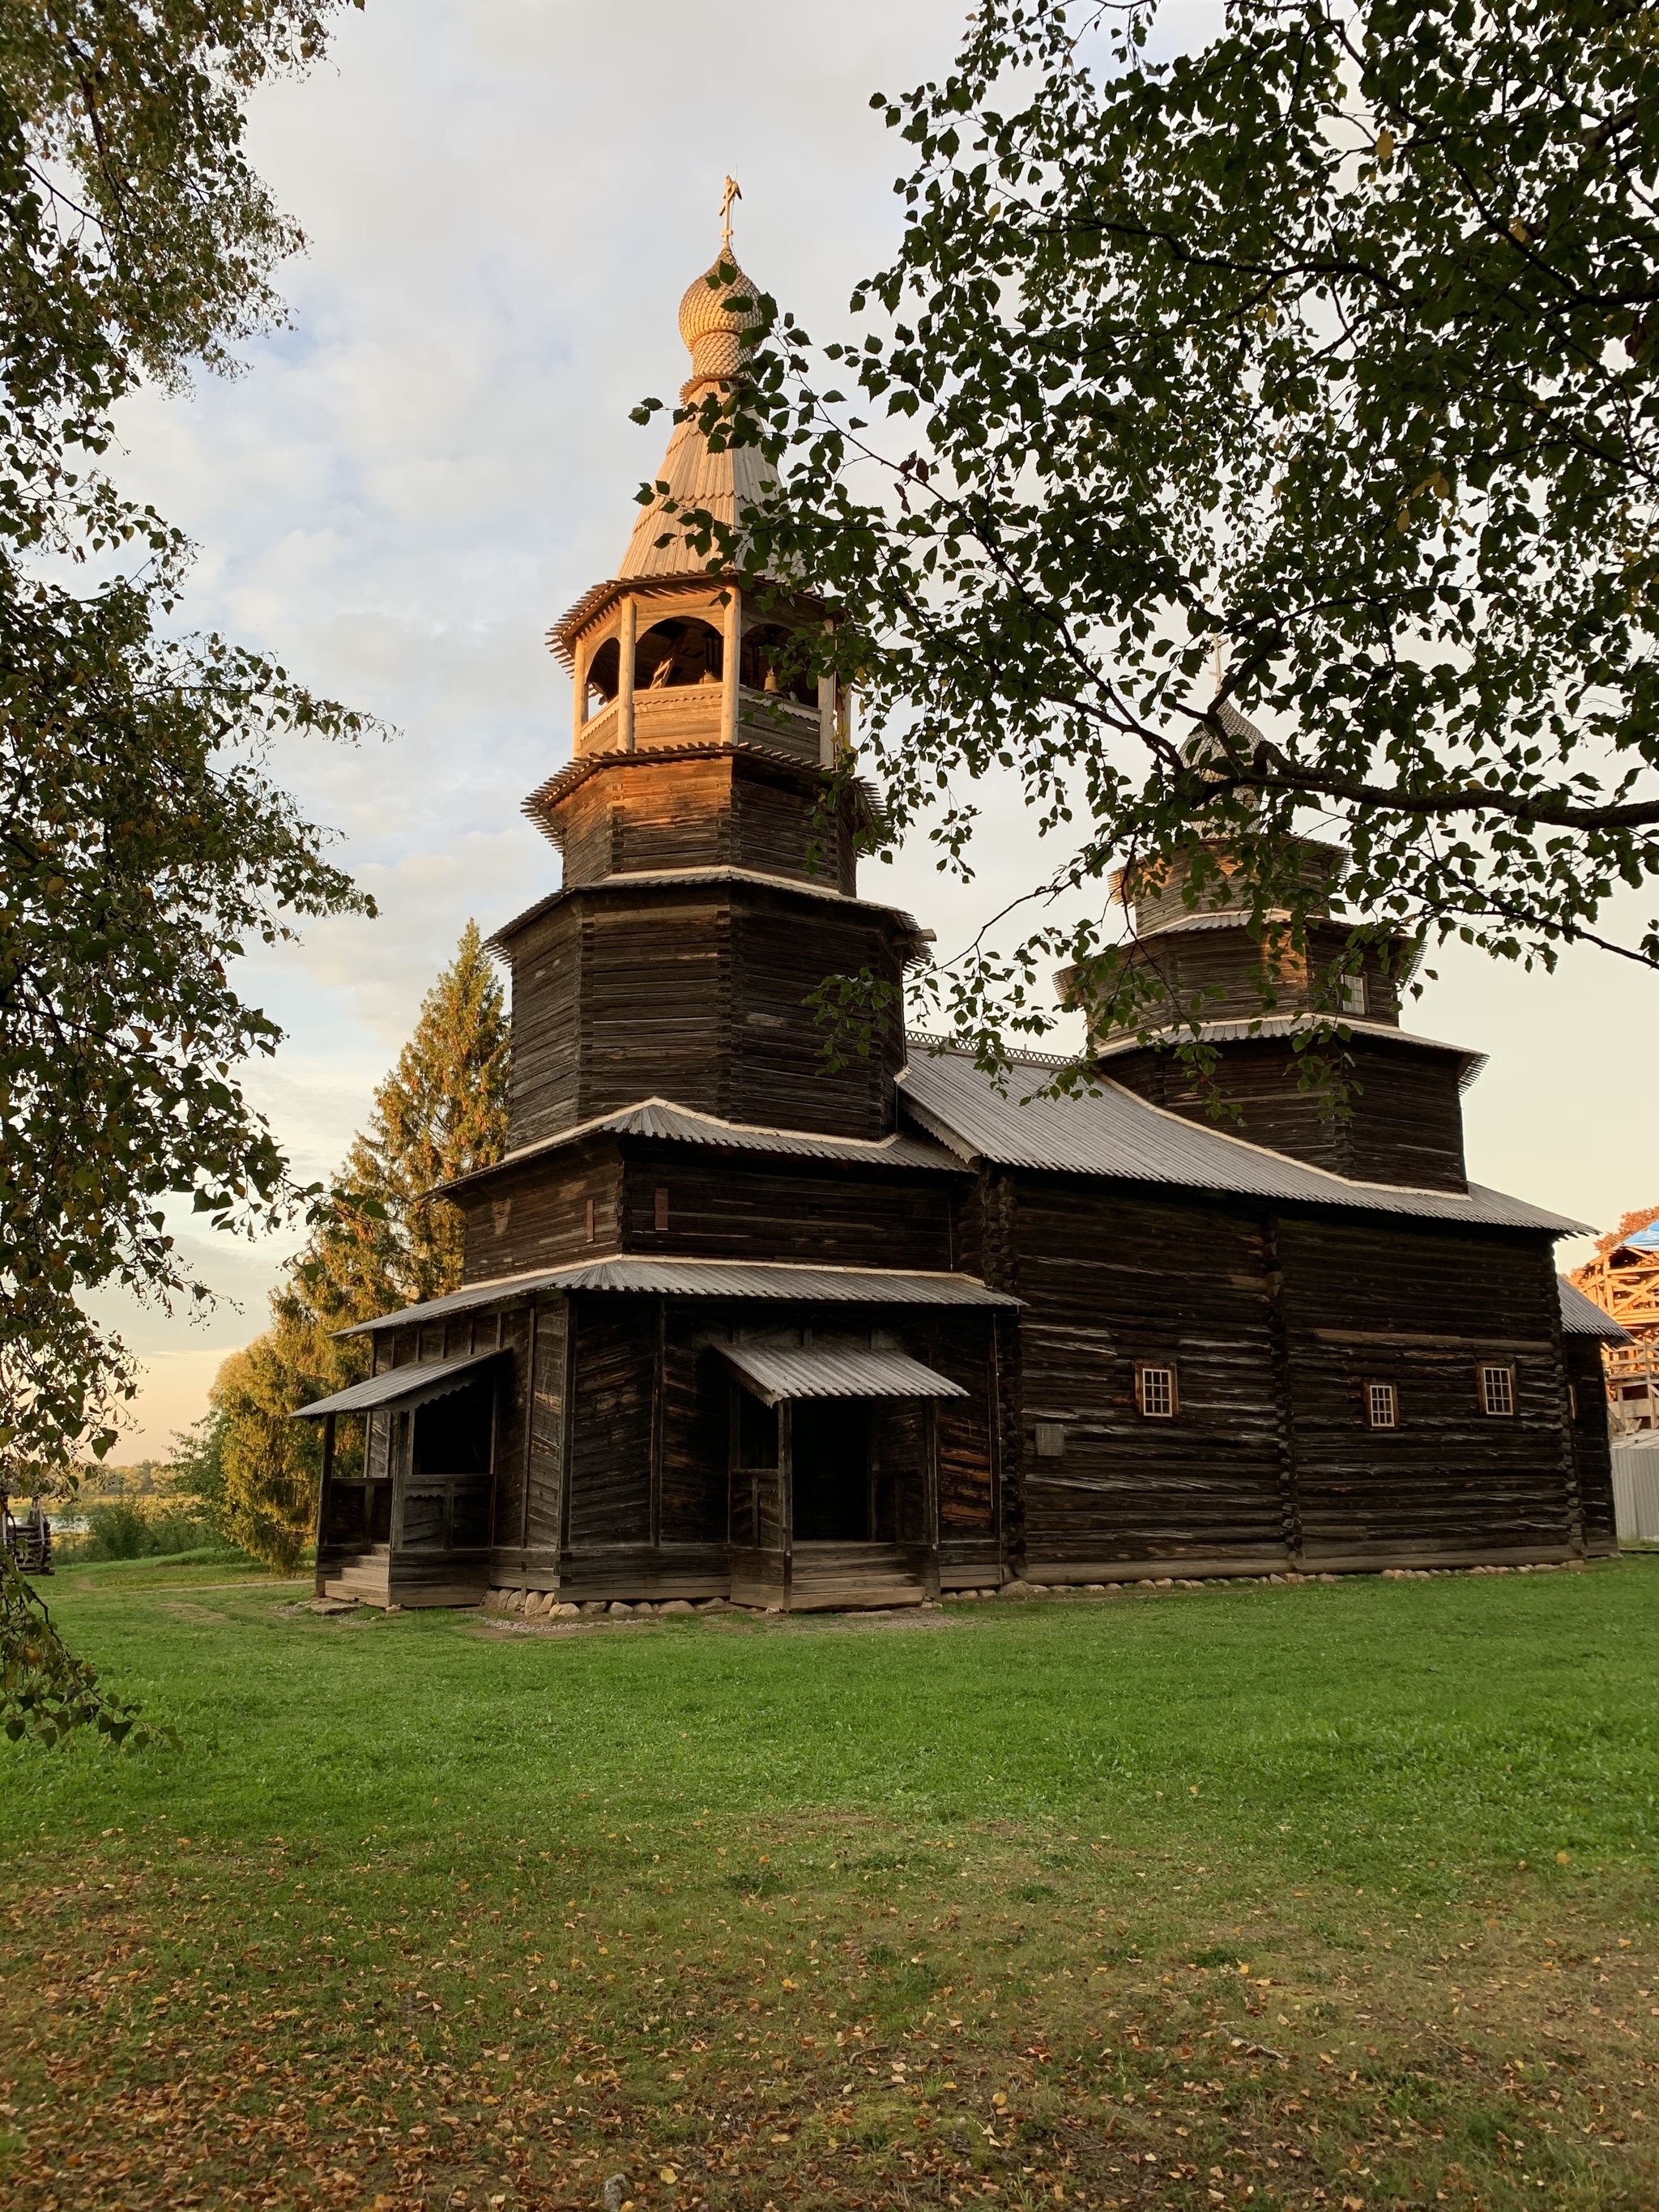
[789,1542,927,1612]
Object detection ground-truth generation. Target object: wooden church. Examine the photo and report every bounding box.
[297,232,1624,1611]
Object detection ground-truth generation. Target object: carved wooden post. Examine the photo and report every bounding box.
[571,637,589,750]
[818,617,836,767]
[313,1412,336,1597]
[617,595,637,752]
[722,586,741,746]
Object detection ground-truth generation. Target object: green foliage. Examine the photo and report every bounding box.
[164,1409,233,1537]
[203,923,510,1571]
[0,1545,172,1748]
[0,0,372,1483]
[679,0,1659,1068]
[58,1498,219,1563]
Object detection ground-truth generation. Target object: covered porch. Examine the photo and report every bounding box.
[296,1349,506,1609]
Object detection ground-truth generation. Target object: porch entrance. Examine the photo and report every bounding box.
[791,1398,870,1541]
[722,1332,969,1609]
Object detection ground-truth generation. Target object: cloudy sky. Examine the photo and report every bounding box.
[95,0,1659,1457]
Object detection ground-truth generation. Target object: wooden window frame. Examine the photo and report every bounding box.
[1339,971,1368,1016]
[1366,1379,1398,1430]
[1136,1363,1178,1420]
[654,1185,671,1233]
[1478,1362,1516,1417]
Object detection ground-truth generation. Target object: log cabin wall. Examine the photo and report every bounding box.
[964,1170,1581,1582]
[927,1308,1004,1587]
[565,1294,657,1549]
[1097,922,1410,1032]
[459,1141,961,1284]
[545,751,856,896]
[1261,1212,1577,1568]
[1104,1036,1469,1193]
[1564,1335,1618,1556]
[1006,1174,1290,1580]
[497,879,910,1144]
[461,1142,625,1281]
[616,1147,960,1269]
[1122,838,1343,940]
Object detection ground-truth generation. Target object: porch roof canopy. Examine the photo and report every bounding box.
[292,1350,505,1421]
[720,1341,970,1409]
[339,1257,1021,1336]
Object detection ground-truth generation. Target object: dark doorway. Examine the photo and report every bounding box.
[791,1399,870,1541]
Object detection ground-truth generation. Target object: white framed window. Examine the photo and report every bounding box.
[1480,1363,1516,1417]
[1367,1381,1398,1429]
[1137,1364,1177,1420]
[1340,972,1367,1016]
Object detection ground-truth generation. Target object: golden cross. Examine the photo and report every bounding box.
[720,175,742,254]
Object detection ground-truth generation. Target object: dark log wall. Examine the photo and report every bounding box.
[1007,1176,1289,1576]
[500,882,908,1145]
[1094,922,1405,1029]
[1273,1212,1577,1566]
[1105,1036,1469,1193]
[565,1295,656,1547]
[545,753,856,896]
[1564,1336,1617,1556]
[661,1322,729,1545]
[526,1302,570,1551]
[930,1311,999,1539]
[462,1144,623,1284]
[965,1170,1577,1579]
[619,1149,958,1270]
[502,900,583,1149]
[732,766,855,893]
[462,1142,960,1286]
[723,895,906,1135]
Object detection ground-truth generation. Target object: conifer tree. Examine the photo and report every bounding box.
[191,923,510,1569]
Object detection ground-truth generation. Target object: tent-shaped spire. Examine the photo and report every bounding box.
[616,204,774,582]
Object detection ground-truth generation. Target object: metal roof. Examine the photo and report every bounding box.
[898,1046,1587,1235]
[292,1350,505,1420]
[1092,1015,1489,1090]
[1557,1276,1633,1342]
[719,1340,968,1407]
[342,1257,1021,1336]
[439,1097,962,1195]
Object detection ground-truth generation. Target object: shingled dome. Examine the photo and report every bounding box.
[678,254,761,386]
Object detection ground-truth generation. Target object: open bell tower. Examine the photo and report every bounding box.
[494,217,928,1149]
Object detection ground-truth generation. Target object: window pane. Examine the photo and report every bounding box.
[1481,1365,1515,1417]
[1367,1382,1397,1429]
[1140,1366,1174,1419]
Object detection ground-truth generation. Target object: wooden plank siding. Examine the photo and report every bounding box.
[500,879,911,1147]
[1008,1177,1288,1579]
[985,1174,1580,1581]
[1564,1336,1618,1557]
[461,1144,625,1282]
[1273,1212,1580,1567]
[1106,1034,1469,1192]
[565,1295,656,1548]
[618,1149,958,1270]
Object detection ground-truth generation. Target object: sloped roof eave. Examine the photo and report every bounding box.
[896,1045,1587,1236]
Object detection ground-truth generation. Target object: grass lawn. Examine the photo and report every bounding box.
[2,1560,1657,2212]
